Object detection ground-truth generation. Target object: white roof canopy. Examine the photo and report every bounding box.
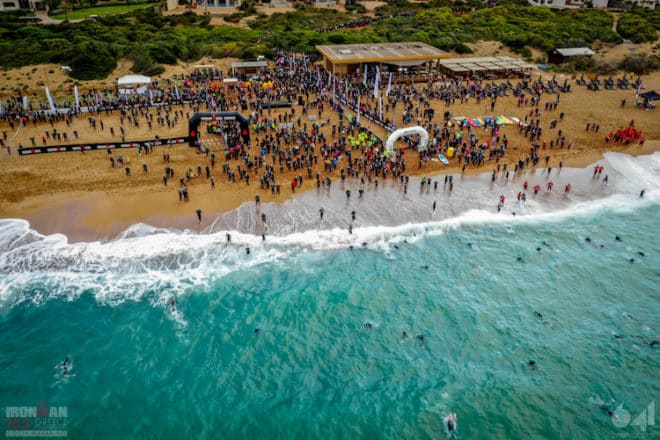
[117,75,152,87]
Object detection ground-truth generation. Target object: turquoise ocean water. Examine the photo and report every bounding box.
[0,152,658,439]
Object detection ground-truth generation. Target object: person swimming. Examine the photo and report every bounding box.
[637,251,645,257]
[254,328,261,333]
[364,322,372,329]
[585,237,592,243]
[416,335,425,341]
[542,241,551,247]
[402,331,408,339]
[246,247,250,255]
[445,413,457,438]
[62,357,70,377]
[528,360,538,369]
[517,257,523,262]
[615,235,622,242]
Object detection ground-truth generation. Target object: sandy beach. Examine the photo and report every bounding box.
[1,58,659,241]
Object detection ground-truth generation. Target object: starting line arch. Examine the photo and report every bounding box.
[385,126,429,153]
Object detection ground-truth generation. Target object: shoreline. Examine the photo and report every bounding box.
[5,144,657,243]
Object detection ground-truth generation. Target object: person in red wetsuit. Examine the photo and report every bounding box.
[564,184,571,194]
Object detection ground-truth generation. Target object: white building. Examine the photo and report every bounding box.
[529,0,658,8]
[0,0,20,11]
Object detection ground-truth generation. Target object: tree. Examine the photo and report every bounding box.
[61,0,72,21]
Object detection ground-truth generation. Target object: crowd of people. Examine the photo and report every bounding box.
[0,48,649,230]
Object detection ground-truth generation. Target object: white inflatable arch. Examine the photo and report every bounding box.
[385,126,429,153]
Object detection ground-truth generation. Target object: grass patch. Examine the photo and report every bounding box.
[51,3,156,21]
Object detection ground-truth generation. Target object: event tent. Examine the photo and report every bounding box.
[117,75,152,89]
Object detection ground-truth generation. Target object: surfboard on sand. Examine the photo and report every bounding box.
[438,154,449,165]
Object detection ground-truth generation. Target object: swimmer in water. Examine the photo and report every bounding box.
[536,247,542,252]
[254,328,260,333]
[262,233,266,241]
[639,189,645,198]
[420,265,429,270]
[615,235,622,242]
[542,241,551,247]
[364,322,372,329]
[629,258,635,263]
[446,413,457,438]
[246,247,250,255]
[517,256,523,262]
[637,251,645,257]
[402,331,408,339]
[585,237,592,243]
[416,335,425,341]
[644,340,658,347]
[348,224,353,235]
[393,245,400,250]
[319,207,324,220]
[62,357,70,377]
[528,360,538,369]
[467,242,474,249]
[170,299,176,311]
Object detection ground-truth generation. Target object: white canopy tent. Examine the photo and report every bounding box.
[117,75,152,94]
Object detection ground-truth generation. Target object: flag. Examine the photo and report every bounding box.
[175,86,181,100]
[149,88,154,105]
[22,96,28,109]
[379,95,383,121]
[74,85,80,109]
[363,64,368,86]
[317,66,322,88]
[95,91,100,107]
[386,72,392,96]
[636,81,642,97]
[0,100,2,115]
[373,66,380,99]
[45,87,56,112]
[357,94,360,124]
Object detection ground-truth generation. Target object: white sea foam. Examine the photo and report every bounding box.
[0,153,658,309]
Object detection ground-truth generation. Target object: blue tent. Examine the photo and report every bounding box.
[639,90,659,101]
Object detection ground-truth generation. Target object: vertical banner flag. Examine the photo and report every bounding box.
[74,85,80,110]
[149,88,154,105]
[374,66,380,99]
[357,94,361,124]
[386,72,392,96]
[379,95,383,121]
[45,87,56,112]
[363,64,368,86]
[22,96,28,109]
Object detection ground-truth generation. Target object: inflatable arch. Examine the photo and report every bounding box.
[187,112,251,147]
[384,126,429,153]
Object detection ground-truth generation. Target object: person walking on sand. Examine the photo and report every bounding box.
[196,208,202,223]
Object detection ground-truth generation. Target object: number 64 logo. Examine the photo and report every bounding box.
[612,401,655,431]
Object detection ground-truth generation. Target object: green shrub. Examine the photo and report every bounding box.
[617,14,657,43]
[618,53,660,75]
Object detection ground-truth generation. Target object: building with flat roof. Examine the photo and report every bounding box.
[549,47,595,64]
[0,0,20,11]
[316,42,450,80]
